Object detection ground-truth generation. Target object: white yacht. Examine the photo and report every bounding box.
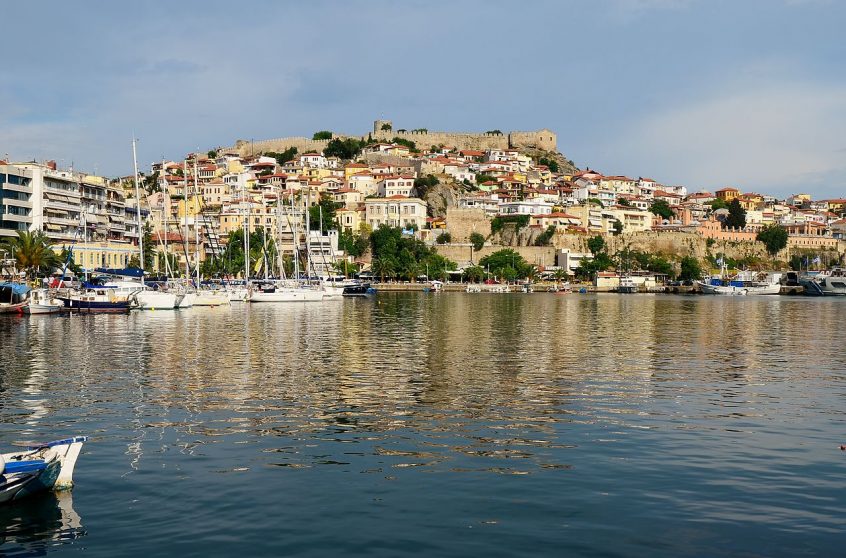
[815,268,846,295]
[249,281,324,302]
[103,280,181,309]
[24,289,64,314]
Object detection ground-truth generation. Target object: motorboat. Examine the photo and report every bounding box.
[342,282,375,297]
[423,280,443,293]
[24,289,64,314]
[697,271,781,295]
[617,277,637,294]
[226,287,248,302]
[815,268,846,295]
[1,437,87,504]
[697,280,748,295]
[0,282,30,313]
[56,287,135,312]
[103,280,180,309]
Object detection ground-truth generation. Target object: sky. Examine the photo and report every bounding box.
[1,0,844,197]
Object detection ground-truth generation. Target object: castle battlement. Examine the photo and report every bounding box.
[228,120,557,156]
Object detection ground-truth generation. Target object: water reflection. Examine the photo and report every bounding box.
[0,295,844,556]
[0,492,85,556]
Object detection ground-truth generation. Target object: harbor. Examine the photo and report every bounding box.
[1,293,845,556]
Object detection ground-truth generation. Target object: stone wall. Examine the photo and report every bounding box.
[372,130,510,151]
[445,208,490,242]
[233,137,332,157]
[435,244,557,268]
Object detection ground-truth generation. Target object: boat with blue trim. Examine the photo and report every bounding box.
[1,437,88,504]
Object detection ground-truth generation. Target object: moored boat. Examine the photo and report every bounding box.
[56,287,135,312]
[0,282,31,314]
[342,282,375,297]
[1,437,88,504]
[24,289,64,314]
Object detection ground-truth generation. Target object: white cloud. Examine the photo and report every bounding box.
[605,81,846,196]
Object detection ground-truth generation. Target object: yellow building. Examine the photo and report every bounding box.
[715,187,741,202]
[54,241,138,272]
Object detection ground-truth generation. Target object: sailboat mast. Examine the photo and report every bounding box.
[183,159,190,281]
[193,153,200,284]
[243,180,249,281]
[132,136,144,284]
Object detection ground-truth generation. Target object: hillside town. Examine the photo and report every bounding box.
[2,119,845,284]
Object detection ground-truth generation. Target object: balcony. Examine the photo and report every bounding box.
[44,215,79,226]
[4,197,33,209]
[1,212,32,223]
[3,182,32,194]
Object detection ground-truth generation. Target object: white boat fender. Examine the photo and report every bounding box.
[0,454,4,475]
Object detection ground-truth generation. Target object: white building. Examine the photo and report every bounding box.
[364,196,427,230]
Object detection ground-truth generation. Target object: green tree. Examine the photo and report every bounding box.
[534,225,556,246]
[324,138,364,160]
[479,248,532,280]
[268,147,298,165]
[464,265,485,282]
[709,198,728,211]
[756,224,788,257]
[649,199,674,220]
[612,220,623,236]
[371,256,396,282]
[538,157,560,173]
[308,194,340,232]
[312,130,333,140]
[587,235,606,255]
[486,129,503,135]
[724,199,747,229]
[679,256,703,282]
[57,246,83,277]
[469,232,486,252]
[0,231,60,278]
[617,197,631,207]
[338,229,369,258]
[436,232,452,244]
[475,174,497,184]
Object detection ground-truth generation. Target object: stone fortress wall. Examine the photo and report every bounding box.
[228,120,557,156]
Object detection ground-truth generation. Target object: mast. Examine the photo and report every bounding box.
[183,159,190,281]
[162,158,169,277]
[193,153,200,284]
[132,136,144,283]
[243,179,249,281]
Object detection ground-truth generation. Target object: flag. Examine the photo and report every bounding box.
[813,256,821,265]
[716,257,724,266]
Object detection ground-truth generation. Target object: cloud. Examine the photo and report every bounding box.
[604,80,846,196]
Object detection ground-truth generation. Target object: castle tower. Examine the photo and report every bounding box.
[374,119,393,134]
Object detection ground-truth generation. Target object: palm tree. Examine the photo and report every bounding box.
[371,257,395,283]
[1,231,60,279]
[553,268,568,286]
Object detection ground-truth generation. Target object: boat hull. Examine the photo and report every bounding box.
[135,291,179,310]
[1,437,87,505]
[193,292,230,306]
[56,298,133,312]
[250,288,324,302]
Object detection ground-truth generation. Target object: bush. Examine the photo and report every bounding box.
[436,232,452,244]
[469,232,486,252]
[490,214,529,235]
[312,131,333,140]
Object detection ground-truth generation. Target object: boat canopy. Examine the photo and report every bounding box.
[0,282,31,296]
[0,282,30,304]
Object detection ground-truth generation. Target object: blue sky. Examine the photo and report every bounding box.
[1,0,844,197]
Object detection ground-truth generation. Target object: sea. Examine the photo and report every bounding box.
[0,293,844,557]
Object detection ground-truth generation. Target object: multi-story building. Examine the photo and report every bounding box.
[364,196,427,229]
[0,163,35,238]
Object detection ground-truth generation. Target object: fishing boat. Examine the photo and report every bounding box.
[0,282,31,313]
[698,271,781,295]
[24,289,64,314]
[1,437,87,504]
[103,280,181,310]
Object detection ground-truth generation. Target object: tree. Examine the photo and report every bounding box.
[724,199,747,229]
[312,131,333,140]
[268,147,298,165]
[587,198,603,206]
[611,220,623,236]
[587,235,606,255]
[464,265,485,283]
[534,225,556,246]
[338,229,369,258]
[486,129,503,135]
[371,257,396,282]
[679,256,703,282]
[756,224,788,257]
[58,246,83,277]
[709,198,729,211]
[436,232,452,244]
[649,199,674,220]
[324,138,364,160]
[308,194,340,232]
[391,137,417,151]
[538,157,560,173]
[1,231,61,278]
[617,197,632,207]
[479,249,532,281]
[207,150,218,159]
[469,232,485,252]
[475,174,497,185]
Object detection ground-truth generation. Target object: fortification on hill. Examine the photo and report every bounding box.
[229,119,557,156]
